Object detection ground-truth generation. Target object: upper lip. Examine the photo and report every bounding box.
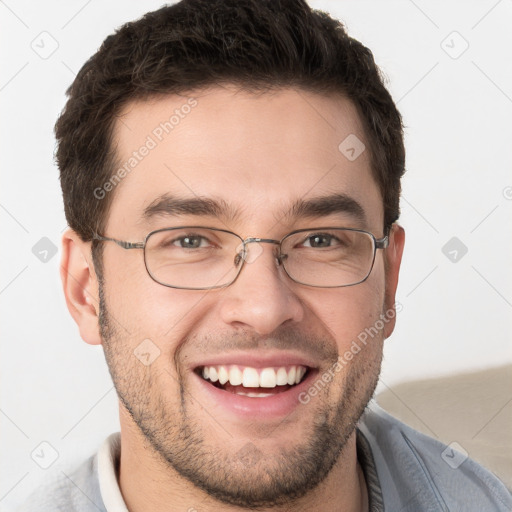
[190,351,319,371]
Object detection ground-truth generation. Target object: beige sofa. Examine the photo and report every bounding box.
[376,365,512,489]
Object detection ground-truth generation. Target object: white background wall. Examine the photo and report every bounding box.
[1,1,511,509]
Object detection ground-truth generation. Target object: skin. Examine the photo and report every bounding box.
[61,86,405,512]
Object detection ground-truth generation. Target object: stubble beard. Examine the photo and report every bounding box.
[98,280,382,508]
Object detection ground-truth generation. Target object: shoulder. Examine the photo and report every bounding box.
[358,402,512,511]
[16,452,105,512]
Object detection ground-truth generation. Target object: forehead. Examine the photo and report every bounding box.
[106,87,383,235]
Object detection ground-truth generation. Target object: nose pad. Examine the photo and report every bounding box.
[276,252,288,267]
[234,246,245,267]
[235,241,265,265]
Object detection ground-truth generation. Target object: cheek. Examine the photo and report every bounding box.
[308,276,385,352]
[103,255,211,350]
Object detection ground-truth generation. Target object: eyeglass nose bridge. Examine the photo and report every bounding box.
[235,237,286,266]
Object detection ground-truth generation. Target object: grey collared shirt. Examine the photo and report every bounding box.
[17,402,512,511]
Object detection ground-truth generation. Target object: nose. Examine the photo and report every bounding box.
[219,241,304,335]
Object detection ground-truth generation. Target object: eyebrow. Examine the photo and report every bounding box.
[142,194,240,222]
[287,194,367,225]
[141,192,367,225]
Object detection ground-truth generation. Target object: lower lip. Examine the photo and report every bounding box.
[192,370,317,420]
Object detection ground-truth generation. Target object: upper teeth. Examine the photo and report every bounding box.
[202,365,307,388]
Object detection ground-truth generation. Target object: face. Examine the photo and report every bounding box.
[84,87,403,507]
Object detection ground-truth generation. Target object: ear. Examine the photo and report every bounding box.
[60,229,102,345]
[382,223,405,339]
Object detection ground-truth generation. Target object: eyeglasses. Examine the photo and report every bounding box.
[93,226,389,290]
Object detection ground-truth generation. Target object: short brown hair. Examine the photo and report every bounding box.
[55,0,405,267]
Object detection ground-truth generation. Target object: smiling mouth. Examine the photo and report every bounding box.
[195,364,311,397]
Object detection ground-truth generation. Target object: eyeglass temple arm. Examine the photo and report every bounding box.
[375,236,389,250]
[92,234,144,250]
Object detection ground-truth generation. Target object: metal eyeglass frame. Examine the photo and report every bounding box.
[92,226,389,290]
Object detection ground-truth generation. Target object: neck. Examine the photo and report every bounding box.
[117,407,368,512]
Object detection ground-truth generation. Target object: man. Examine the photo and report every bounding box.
[19,0,511,510]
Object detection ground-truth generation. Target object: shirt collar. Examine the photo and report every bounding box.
[97,432,129,512]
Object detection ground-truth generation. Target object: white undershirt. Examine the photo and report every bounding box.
[97,432,129,512]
